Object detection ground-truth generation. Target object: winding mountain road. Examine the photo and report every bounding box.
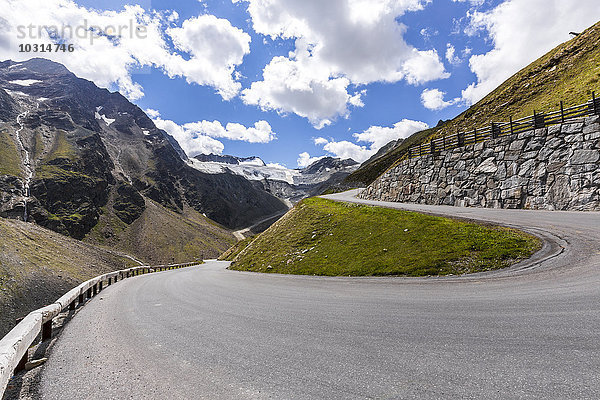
[38,191,600,399]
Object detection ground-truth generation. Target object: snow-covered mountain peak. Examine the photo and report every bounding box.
[188,153,359,203]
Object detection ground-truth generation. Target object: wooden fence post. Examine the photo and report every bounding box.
[474,128,477,143]
[491,123,497,139]
[593,92,599,115]
[560,101,565,123]
[510,116,514,135]
[534,111,545,128]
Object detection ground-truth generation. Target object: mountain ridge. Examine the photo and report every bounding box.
[0,58,287,239]
[190,154,359,204]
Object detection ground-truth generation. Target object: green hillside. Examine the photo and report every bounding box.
[0,126,21,177]
[347,20,600,186]
[225,198,539,277]
[0,217,138,336]
[85,197,236,264]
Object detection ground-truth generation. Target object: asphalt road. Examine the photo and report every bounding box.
[38,191,600,399]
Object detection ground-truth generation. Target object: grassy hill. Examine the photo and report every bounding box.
[347,20,600,186]
[0,126,21,177]
[224,198,539,277]
[85,196,236,265]
[0,217,138,336]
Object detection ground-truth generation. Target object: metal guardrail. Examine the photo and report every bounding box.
[0,261,202,395]
[406,92,600,160]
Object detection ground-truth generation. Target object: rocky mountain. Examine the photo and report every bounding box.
[0,58,287,241]
[194,153,264,165]
[189,155,359,204]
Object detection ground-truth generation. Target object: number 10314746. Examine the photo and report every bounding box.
[19,43,75,53]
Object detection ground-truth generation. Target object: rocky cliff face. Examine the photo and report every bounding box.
[360,116,600,211]
[0,58,287,237]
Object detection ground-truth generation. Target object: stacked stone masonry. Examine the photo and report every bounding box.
[359,116,600,211]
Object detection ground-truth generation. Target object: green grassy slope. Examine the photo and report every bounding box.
[0,217,138,336]
[219,236,254,261]
[0,126,21,177]
[347,20,600,186]
[85,197,236,264]
[226,198,540,276]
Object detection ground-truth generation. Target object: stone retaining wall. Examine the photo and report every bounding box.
[359,116,600,211]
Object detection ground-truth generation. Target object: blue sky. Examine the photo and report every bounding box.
[2,0,600,167]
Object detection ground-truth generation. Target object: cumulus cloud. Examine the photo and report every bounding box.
[153,117,225,156]
[145,108,161,119]
[420,88,457,110]
[150,110,276,156]
[322,141,372,163]
[297,152,325,168]
[0,0,250,100]
[241,56,358,129]
[354,119,429,151]
[166,14,251,100]
[182,120,276,143]
[238,0,449,127]
[312,119,428,163]
[461,0,600,104]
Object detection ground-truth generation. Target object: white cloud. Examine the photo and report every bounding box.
[166,14,251,100]
[420,88,457,110]
[354,119,429,151]
[313,119,429,163]
[323,141,372,163]
[420,27,439,40]
[297,152,325,168]
[445,43,461,65]
[145,108,161,119]
[153,117,225,156]
[183,120,276,143]
[150,111,276,157]
[238,0,449,127]
[241,56,359,129]
[0,1,250,100]
[461,0,600,104]
[348,89,366,107]
[401,49,450,85]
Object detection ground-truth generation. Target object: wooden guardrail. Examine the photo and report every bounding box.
[0,261,202,395]
[406,92,600,160]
